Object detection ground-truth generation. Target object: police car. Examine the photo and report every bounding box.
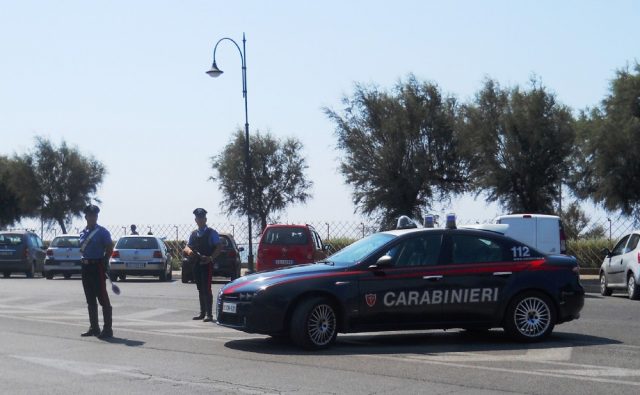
[216,215,584,349]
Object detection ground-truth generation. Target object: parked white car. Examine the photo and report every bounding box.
[109,235,172,282]
[600,232,640,300]
[44,235,82,279]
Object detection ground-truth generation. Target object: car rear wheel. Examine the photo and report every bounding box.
[290,297,338,350]
[504,292,556,342]
[45,273,54,280]
[64,273,72,279]
[628,275,640,300]
[3,272,10,278]
[600,273,613,296]
[159,269,167,282]
[231,265,240,281]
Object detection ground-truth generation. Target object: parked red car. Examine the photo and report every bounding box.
[255,224,328,272]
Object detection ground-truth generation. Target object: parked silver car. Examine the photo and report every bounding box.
[0,230,46,278]
[600,232,640,299]
[44,235,82,279]
[109,235,172,281]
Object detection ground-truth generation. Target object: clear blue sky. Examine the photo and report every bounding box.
[1,0,639,230]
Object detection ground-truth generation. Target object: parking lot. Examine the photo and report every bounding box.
[0,273,638,394]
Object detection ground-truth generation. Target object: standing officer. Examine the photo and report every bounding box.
[79,204,114,339]
[183,208,222,322]
[130,224,139,235]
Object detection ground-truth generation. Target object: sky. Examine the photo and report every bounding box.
[1,0,639,233]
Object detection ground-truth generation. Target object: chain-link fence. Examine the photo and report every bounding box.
[7,215,637,268]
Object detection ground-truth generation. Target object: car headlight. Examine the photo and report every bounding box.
[238,292,257,301]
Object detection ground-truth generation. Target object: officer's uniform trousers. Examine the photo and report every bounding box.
[81,259,112,331]
[193,260,213,317]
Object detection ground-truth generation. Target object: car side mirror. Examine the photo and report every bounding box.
[238,247,245,252]
[601,248,611,258]
[369,255,393,270]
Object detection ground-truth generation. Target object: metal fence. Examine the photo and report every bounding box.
[7,215,638,268]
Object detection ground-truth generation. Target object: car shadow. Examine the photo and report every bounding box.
[99,336,145,347]
[115,278,175,283]
[224,330,622,356]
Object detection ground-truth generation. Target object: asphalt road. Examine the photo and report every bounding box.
[1,273,639,395]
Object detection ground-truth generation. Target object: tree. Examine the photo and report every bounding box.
[568,63,640,217]
[561,201,605,240]
[0,155,39,228]
[211,130,312,231]
[324,75,468,228]
[460,78,575,213]
[16,137,106,234]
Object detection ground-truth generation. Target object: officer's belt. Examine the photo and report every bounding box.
[82,259,104,265]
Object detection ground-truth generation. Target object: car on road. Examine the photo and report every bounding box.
[109,235,173,281]
[217,220,584,349]
[181,233,244,283]
[600,232,640,300]
[255,224,329,272]
[0,230,46,278]
[44,235,82,279]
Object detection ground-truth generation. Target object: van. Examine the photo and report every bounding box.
[492,214,567,255]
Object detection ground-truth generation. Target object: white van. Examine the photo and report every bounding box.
[493,214,567,255]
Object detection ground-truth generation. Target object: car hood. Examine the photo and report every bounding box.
[221,263,350,294]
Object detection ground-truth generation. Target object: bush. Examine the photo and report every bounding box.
[325,237,357,254]
[566,238,611,268]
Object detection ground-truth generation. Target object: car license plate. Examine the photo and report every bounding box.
[274,260,293,265]
[222,302,237,314]
[0,251,12,256]
[61,261,75,267]
[126,262,146,268]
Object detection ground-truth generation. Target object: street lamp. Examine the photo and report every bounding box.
[207,33,254,273]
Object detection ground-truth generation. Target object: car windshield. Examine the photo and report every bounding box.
[263,228,308,245]
[51,237,80,248]
[116,237,159,249]
[326,233,396,267]
[0,234,22,246]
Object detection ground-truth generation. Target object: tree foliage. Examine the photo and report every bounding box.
[568,63,640,217]
[16,137,106,233]
[211,130,312,231]
[561,201,605,240]
[324,75,468,228]
[460,78,575,213]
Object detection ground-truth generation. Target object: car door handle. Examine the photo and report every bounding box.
[493,271,512,277]
[423,275,443,281]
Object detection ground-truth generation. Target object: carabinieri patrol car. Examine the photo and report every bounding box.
[217,216,584,349]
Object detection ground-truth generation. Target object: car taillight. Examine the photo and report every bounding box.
[559,224,567,254]
[306,250,313,260]
[572,265,580,275]
[112,250,120,258]
[46,249,53,256]
[153,250,163,258]
[23,248,28,258]
[637,252,640,264]
[228,250,236,258]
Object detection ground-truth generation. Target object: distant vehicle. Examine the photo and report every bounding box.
[492,214,567,255]
[44,235,82,279]
[255,224,329,272]
[600,232,640,300]
[109,235,172,281]
[0,230,46,278]
[217,221,584,349]
[181,233,244,283]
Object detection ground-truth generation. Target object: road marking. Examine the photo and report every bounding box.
[401,347,572,363]
[118,308,177,320]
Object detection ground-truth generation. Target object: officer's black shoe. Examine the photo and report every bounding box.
[203,316,214,322]
[97,328,113,339]
[81,327,101,337]
[192,314,205,320]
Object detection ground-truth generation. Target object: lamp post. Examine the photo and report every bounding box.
[207,33,254,272]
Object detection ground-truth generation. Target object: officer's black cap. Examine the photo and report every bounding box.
[193,208,207,218]
[84,205,100,215]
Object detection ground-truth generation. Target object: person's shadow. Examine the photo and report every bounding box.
[99,336,145,347]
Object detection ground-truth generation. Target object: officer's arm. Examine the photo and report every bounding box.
[183,234,195,256]
[105,243,114,259]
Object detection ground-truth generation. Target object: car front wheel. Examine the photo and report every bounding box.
[628,275,640,300]
[600,273,613,296]
[290,297,338,350]
[504,292,556,342]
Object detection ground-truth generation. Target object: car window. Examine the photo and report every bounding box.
[51,237,81,248]
[219,236,230,249]
[263,228,308,245]
[0,234,22,246]
[382,233,443,267]
[116,237,159,249]
[611,235,630,256]
[328,233,395,266]
[451,234,506,264]
[312,230,322,250]
[625,234,640,253]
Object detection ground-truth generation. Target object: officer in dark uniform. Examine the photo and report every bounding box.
[183,208,222,322]
[79,204,114,339]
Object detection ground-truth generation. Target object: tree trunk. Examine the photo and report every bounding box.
[57,218,67,234]
[260,215,268,233]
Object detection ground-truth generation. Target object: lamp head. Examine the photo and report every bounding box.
[206,61,223,78]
